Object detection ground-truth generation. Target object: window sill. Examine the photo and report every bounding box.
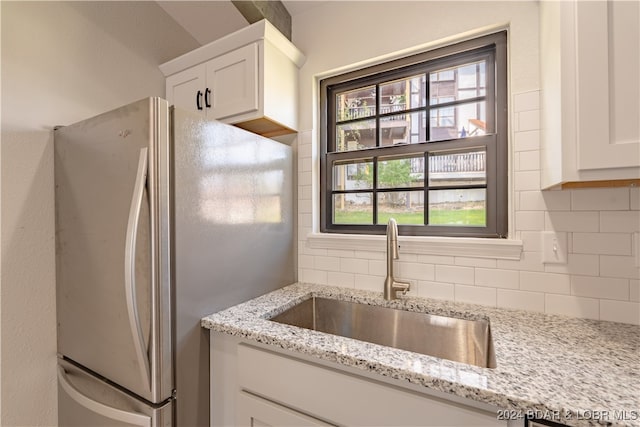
[306,233,523,260]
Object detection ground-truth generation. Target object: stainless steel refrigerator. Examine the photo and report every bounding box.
[54,97,294,426]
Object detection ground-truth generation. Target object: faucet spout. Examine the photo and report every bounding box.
[384,218,411,300]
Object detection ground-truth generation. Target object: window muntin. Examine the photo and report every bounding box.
[320,32,507,237]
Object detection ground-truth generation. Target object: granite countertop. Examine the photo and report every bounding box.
[201,282,640,427]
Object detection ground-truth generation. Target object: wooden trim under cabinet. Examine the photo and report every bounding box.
[560,179,640,190]
[234,117,297,138]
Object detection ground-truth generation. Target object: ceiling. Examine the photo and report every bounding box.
[156,1,327,45]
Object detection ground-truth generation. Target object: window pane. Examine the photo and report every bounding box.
[333,193,372,224]
[430,101,486,141]
[335,119,376,151]
[333,159,373,190]
[380,112,427,145]
[377,191,424,225]
[428,189,486,226]
[379,74,426,112]
[428,149,486,186]
[430,61,486,105]
[336,86,376,121]
[377,156,424,189]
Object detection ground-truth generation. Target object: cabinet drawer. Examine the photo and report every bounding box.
[236,391,335,427]
[237,344,505,426]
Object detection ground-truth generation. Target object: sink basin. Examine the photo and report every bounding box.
[270,297,496,368]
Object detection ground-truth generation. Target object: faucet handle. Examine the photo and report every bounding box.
[392,280,411,298]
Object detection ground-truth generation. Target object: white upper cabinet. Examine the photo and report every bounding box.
[161,20,305,138]
[540,0,640,189]
[205,43,259,120]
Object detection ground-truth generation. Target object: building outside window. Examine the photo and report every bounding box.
[320,32,508,237]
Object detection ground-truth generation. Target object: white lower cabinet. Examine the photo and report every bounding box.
[236,391,335,427]
[210,332,507,427]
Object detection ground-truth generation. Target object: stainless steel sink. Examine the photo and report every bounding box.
[270,297,496,368]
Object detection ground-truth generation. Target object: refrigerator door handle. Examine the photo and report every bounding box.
[57,366,152,427]
[124,147,152,390]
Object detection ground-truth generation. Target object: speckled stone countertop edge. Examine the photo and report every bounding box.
[202,282,640,427]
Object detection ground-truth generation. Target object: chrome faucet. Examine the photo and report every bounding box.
[384,218,411,300]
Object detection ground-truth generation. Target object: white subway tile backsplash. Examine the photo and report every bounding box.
[301,269,327,285]
[339,258,368,274]
[299,254,314,269]
[517,150,540,171]
[520,231,543,252]
[571,276,629,301]
[475,268,519,289]
[514,130,540,152]
[299,213,312,228]
[600,255,640,279]
[417,281,455,301]
[545,294,600,320]
[497,289,545,312]
[298,199,312,214]
[544,253,600,276]
[298,156,312,172]
[298,140,312,158]
[435,265,474,285]
[300,241,327,256]
[454,257,497,268]
[327,271,355,288]
[631,280,640,302]
[515,211,544,231]
[631,188,640,210]
[520,190,571,211]
[354,274,383,292]
[355,250,385,260]
[398,262,435,281]
[517,110,540,132]
[327,249,355,258]
[397,253,418,262]
[368,260,386,277]
[599,300,640,325]
[520,271,571,294]
[514,171,540,191]
[571,188,629,211]
[497,251,545,272]
[545,211,599,232]
[302,185,313,200]
[298,130,312,147]
[573,233,632,256]
[455,285,496,307]
[600,211,640,232]
[416,254,455,265]
[298,171,312,186]
[513,91,540,112]
[314,256,340,272]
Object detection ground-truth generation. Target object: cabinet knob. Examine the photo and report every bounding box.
[205,88,211,108]
[196,90,203,110]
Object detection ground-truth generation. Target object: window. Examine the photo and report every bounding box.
[320,32,507,237]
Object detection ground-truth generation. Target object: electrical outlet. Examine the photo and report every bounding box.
[542,231,567,264]
[635,232,640,268]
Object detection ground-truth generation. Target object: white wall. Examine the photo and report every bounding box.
[292,1,640,324]
[0,2,199,425]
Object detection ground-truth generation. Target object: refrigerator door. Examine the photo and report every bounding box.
[58,359,172,427]
[172,107,294,426]
[55,98,172,404]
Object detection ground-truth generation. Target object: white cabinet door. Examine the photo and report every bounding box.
[165,64,206,117]
[237,344,506,427]
[236,391,334,427]
[206,43,259,120]
[575,1,640,170]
